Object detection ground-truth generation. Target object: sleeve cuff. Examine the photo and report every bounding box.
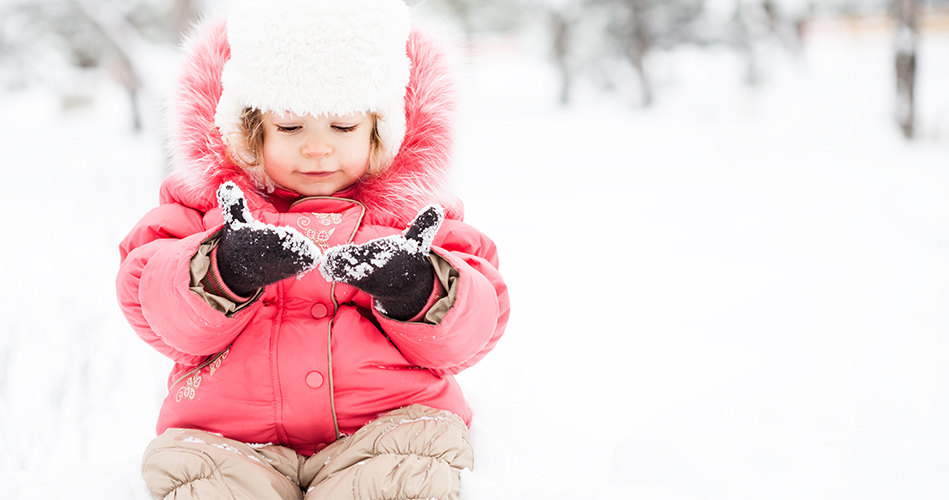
[201,247,253,304]
[394,251,458,325]
[189,231,260,316]
[406,274,446,323]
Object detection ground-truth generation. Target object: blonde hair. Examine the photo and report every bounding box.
[225,108,389,191]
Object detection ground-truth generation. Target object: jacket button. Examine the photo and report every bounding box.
[305,371,324,389]
[310,303,328,319]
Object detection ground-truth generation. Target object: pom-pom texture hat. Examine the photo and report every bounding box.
[214,0,412,161]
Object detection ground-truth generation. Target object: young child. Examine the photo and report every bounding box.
[115,0,509,498]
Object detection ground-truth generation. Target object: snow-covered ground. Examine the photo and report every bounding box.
[2,23,949,500]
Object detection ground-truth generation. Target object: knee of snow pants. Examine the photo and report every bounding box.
[142,428,307,500]
[141,405,472,500]
[304,404,474,500]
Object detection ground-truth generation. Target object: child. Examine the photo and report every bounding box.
[115,0,509,498]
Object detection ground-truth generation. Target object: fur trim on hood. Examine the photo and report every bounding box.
[163,18,463,228]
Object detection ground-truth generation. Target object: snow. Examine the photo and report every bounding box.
[247,442,275,449]
[320,205,443,283]
[218,180,322,271]
[321,241,393,281]
[2,23,949,500]
[218,181,256,225]
[405,204,446,255]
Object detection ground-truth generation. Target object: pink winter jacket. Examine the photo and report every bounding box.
[116,21,509,455]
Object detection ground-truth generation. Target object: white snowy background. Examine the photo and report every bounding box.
[2,6,949,500]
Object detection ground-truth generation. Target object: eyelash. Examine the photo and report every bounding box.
[274,124,358,133]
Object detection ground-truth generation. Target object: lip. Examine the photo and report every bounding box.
[299,171,335,178]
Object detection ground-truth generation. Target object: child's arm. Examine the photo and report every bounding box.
[379,225,508,377]
[118,182,323,363]
[118,182,322,363]
[117,204,251,364]
[320,208,509,377]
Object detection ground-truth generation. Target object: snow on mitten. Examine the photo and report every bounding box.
[320,205,444,321]
[214,181,321,297]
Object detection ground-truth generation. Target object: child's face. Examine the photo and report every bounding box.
[260,111,373,197]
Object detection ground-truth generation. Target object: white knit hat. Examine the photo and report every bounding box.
[215,0,411,161]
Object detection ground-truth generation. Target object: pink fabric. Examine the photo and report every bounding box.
[201,246,252,303]
[406,274,445,323]
[163,20,464,228]
[116,20,509,456]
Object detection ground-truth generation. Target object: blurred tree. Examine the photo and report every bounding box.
[591,0,706,106]
[728,1,780,87]
[71,0,145,131]
[0,0,208,131]
[406,0,528,41]
[547,2,583,105]
[895,0,918,139]
[550,10,572,104]
[575,0,810,106]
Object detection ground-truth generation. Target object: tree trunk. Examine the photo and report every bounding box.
[550,11,572,105]
[71,0,144,131]
[626,2,653,107]
[895,0,918,139]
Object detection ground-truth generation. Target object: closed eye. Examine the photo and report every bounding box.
[332,124,359,133]
[275,125,302,133]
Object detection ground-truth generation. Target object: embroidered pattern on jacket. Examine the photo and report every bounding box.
[295,213,343,253]
[176,374,201,402]
[176,347,230,402]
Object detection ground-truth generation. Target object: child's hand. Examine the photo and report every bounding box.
[214,182,320,297]
[320,205,445,321]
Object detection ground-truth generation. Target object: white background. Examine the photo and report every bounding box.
[2,15,949,500]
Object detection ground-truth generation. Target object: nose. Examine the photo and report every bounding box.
[301,131,332,158]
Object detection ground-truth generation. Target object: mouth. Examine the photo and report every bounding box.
[299,171,335,179]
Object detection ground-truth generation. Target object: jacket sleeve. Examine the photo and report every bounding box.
[116,203,257,365]
[373,220,510,377]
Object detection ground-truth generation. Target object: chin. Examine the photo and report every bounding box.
[301,188,335,197]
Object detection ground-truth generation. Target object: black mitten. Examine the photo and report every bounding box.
[320,205,445,321]
[214,181,320,297]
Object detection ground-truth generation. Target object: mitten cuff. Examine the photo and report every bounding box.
[377,252,458,326]
[189,233,261,317]
[202,247,254,304]
[406,275,445,323]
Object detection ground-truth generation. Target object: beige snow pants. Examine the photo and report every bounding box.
[142,405,473,500]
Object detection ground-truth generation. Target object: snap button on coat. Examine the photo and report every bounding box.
[306,371,324,388]
[310,303,328,319]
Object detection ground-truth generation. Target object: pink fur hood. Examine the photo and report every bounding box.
[163,19,463,227]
